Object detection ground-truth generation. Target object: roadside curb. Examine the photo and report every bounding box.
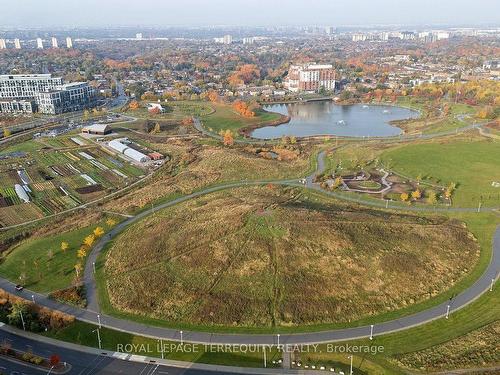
[0,323,327,374]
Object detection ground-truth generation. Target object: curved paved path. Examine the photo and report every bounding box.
[1,151,498,345]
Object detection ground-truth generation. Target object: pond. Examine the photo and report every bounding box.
[251,102,420,139]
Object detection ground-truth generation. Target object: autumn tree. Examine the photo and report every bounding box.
[444,182,456,200]
[228,64,260,86]
[233,100,255,118]
[411,190,422,200]
[427,190,437,204]
[400,192,409,202]
[106,218,117,227]
[207,90,219,103]
[220,129,234,146]
[61,242,69,253]
[3,128,11,138]
[74,263,83,277]
[83,234,95,248]
[150,123,161,134]
[332,177,344,190]
[129,100,140,110]
[93,227,105,238]
[77,247,87,259]
[141,92,158,101]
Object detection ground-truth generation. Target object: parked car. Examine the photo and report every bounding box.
[15,284,24,291]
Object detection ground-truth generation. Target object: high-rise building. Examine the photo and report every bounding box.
[14,39,21,49]
[352,34,367,42]
[36,38,44,49]
[0,39,6,49]
[66,37,73,48]
[243,37,255,45]
[284,64,337,93]
[0,74,96,114]
[379,32,390,41]
[214,35,233,44]
[325,26,335,35]
[51,37,58,48]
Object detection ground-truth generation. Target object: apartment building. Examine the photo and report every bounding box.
[0,74,96,114]
[285,64,337,93]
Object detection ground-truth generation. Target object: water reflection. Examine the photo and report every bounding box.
[252,102,419,139]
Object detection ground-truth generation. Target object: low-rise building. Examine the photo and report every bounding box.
[82,124,111,135]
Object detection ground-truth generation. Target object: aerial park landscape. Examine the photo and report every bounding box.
[0,3,499,373]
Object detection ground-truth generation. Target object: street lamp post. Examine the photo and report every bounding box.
[369,324,374,340]
[94,328,102,349]
[263,346,267,368]
[491,278,495,292]
[445,304,450,319]
[31,295,35,303]
[348,355,353,375]
[277,333,280,348]
[93,262,96,274]
[97,314,101,329]
[180,330,183,345]
[159,339,164,359]
[19,310,26,331]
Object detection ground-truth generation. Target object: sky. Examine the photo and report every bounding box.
[0,0,499,28]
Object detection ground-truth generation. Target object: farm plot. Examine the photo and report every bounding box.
[0,140,145,225]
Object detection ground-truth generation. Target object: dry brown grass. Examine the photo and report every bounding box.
[104,186,479,328]
[393,320,500,371]
[102,140,310,214]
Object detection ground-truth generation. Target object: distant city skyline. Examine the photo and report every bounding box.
[0,0,499,28]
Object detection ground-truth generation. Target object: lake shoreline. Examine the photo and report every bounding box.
[248,102,420,140]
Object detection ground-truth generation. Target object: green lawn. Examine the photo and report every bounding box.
[382,139,500,207]
[44,320,281,368]
[202,103,282,136]
[127,101,214,120]
[309,283,500,374]
[0,219,116,292]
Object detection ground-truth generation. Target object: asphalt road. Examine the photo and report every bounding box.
[0,116,498,346]
[0,330,241,375]
[0,151,498,344]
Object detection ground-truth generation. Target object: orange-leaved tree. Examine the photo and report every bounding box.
[233,100,255,118]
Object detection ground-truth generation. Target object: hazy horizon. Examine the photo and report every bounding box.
[0,0,499,28]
